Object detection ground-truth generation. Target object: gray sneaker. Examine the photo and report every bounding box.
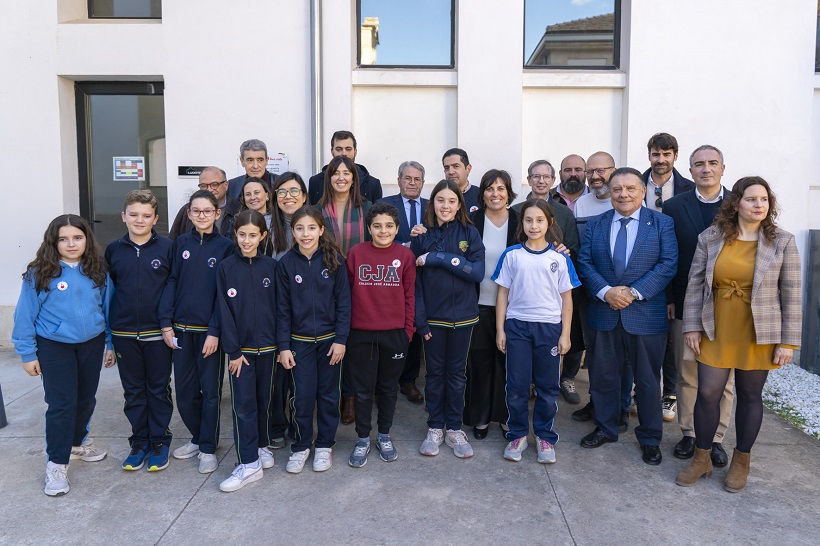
[44,461,70,497]
[197,452,218,474]
[559,378,581,405]
[504,436,528,462]
[536,436,556,464]
[445,429,474,458]
[348,439,371,468]
[376,434,398,462]
[420,428,444,456]
[268,437,287,450]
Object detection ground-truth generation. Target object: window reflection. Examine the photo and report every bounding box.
[89,0,161,18]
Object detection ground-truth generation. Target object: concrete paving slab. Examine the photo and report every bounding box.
[2,348,819,545]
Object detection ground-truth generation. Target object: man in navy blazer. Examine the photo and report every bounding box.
[662,144,733,467]
[577,167,677,465]
[377,160,428,403]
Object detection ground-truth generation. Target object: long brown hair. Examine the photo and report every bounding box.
[271,172,308,253]
[515,198,562,244]
[238,177,272,214]
[290,206,342,275]
[424,179,471,227]
[23,214,107,293]
[319,156,363,208]
[713,176,778,243]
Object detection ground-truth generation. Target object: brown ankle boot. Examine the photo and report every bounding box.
[724,449,750,493]
[675,447,713,486]
[341,396,355,425]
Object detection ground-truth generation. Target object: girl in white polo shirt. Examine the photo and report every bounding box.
[493,199,580,464]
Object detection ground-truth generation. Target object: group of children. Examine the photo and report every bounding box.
[13,179,579,496]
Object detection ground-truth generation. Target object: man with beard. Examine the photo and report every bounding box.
[227,139,275,202]
[574,152,616,242]
[550,154,588,213]
[642,133,694,423]
[308,130,383,205]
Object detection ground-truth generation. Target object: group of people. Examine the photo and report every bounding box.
[12,130,801,497]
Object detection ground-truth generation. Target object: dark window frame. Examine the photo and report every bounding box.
[355,0,456,69]
[74,81,165,223]
[88,0,162,19]
[523,0,621,71]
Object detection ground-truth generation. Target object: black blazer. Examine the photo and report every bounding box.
[662,186,727,319]
[376,194,428,244]
[642,167,695,203]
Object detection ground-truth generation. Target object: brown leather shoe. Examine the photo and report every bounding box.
[400,382,424,404]
[341,396,355,425]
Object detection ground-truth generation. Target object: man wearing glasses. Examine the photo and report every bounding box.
[169,167,240,239]
[227,139,274,202]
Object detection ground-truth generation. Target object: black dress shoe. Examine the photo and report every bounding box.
[641,444,662,465]
[618,410,629,433]
[572,401,594,422]
[673,436,696,459]
[711,442,728,467]
[580,427,616,449]
[472,426,489,440]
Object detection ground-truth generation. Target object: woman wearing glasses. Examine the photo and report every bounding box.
[271,172,309,259]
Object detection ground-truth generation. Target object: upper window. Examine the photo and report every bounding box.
[524,0,619,69]
[89,0,161,19]
[357,0,454,68]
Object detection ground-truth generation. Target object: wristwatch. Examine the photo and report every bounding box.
[629,287,640,299]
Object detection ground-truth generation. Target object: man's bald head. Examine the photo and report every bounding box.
[198,166,228,203]
[559,154,586,195]
[585,152,616,197]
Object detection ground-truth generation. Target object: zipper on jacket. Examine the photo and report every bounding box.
[309,257,317,342]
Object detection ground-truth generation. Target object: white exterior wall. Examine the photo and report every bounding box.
[0,0,818,342]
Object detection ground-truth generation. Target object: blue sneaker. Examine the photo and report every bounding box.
[147,443,170,472]
[376,434,398,462]
[122,444,150,471]
[348,439,371,468]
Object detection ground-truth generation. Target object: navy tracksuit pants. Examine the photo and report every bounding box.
[112,337,173,447]
[37,333,105,465]
[504,319,561,445]
[173,330,224,454]
[423,325,473,431]
[289,339,341,453]
[228,353,274,464]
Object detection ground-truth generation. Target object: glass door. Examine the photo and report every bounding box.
[76,82,166,247]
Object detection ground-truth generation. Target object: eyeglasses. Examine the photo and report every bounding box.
[198,180,227,190]
[585,167,615,176]
[190,208,216,218]
[654,187,663,208]
[276,188,303,199]
[528,174,553,182]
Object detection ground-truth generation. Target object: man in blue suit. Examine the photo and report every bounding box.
[377,161,428,403]
[577,167,677,465]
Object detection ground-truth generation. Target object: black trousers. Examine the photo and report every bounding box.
[464,306,507,427]
[347,328,409,438]
[560,287,588,379]
[269,362,291,440]
[112,337,173,447]
[399,333,423,385]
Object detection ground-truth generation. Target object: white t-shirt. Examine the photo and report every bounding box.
[479,218,508,306]
[492,244,580,323]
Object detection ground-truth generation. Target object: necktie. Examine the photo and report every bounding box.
[409,199,418,228]
[613,217,631,279]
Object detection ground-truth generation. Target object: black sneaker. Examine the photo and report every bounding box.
[571,401,594,422]
[559,378,581,404]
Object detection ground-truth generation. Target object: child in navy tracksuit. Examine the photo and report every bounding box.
[216,210,279,492]
[344,202,416,468]
[106,190,175,472]
[276,206,351,474]
[494,199,579,464]
[12,214,114,496]
[411,180,485,459]
[159,190,234,474]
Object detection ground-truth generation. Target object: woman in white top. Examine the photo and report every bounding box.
[465,170,518,439]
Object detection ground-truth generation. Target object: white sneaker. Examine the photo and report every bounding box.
[173,441,200,460]
[258,447,275,469]
[445,429,474,458]
[420,428,444,456]
[70,443,107,462]
[197,452,218,474]
[219,462,263,492]
[536,437,556,464]
[313,448,333,472]
[504,436,528,462]
[286,449,310,474]
[44,461,70,496]
[662,395,677,422]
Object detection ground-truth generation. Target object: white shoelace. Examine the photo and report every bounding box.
[47,465,67,483]
[354,443,370,456]
[379,439,393,451]
[448,431,468,445]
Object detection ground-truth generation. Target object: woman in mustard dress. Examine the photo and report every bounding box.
[677,177,801,492]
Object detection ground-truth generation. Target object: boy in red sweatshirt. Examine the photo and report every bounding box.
[344,202,416,467]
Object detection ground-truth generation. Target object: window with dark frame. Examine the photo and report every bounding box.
[357,0,454,68]
[89,0,161,19]
[524,0,620,69]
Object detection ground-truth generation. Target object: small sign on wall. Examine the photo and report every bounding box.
[113,156,146,182]
[178,166,207,177]
[267,153,289,176]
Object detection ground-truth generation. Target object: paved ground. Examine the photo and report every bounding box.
[1,346,819,545]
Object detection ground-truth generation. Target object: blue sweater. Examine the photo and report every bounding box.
[410,221,485,335]
[275,247,351,351]
[158,229,234,336]
[217,249,278,360]
[105,230,174,339]
[12,264,112,362]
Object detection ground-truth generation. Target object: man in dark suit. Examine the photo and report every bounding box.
[577,167,677,465]
[642,132,694,423]
[377,161,428,403]
[308,130,383,205]
[169,167,240,239]
[662,144,732,467]
[227,139,274,202]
